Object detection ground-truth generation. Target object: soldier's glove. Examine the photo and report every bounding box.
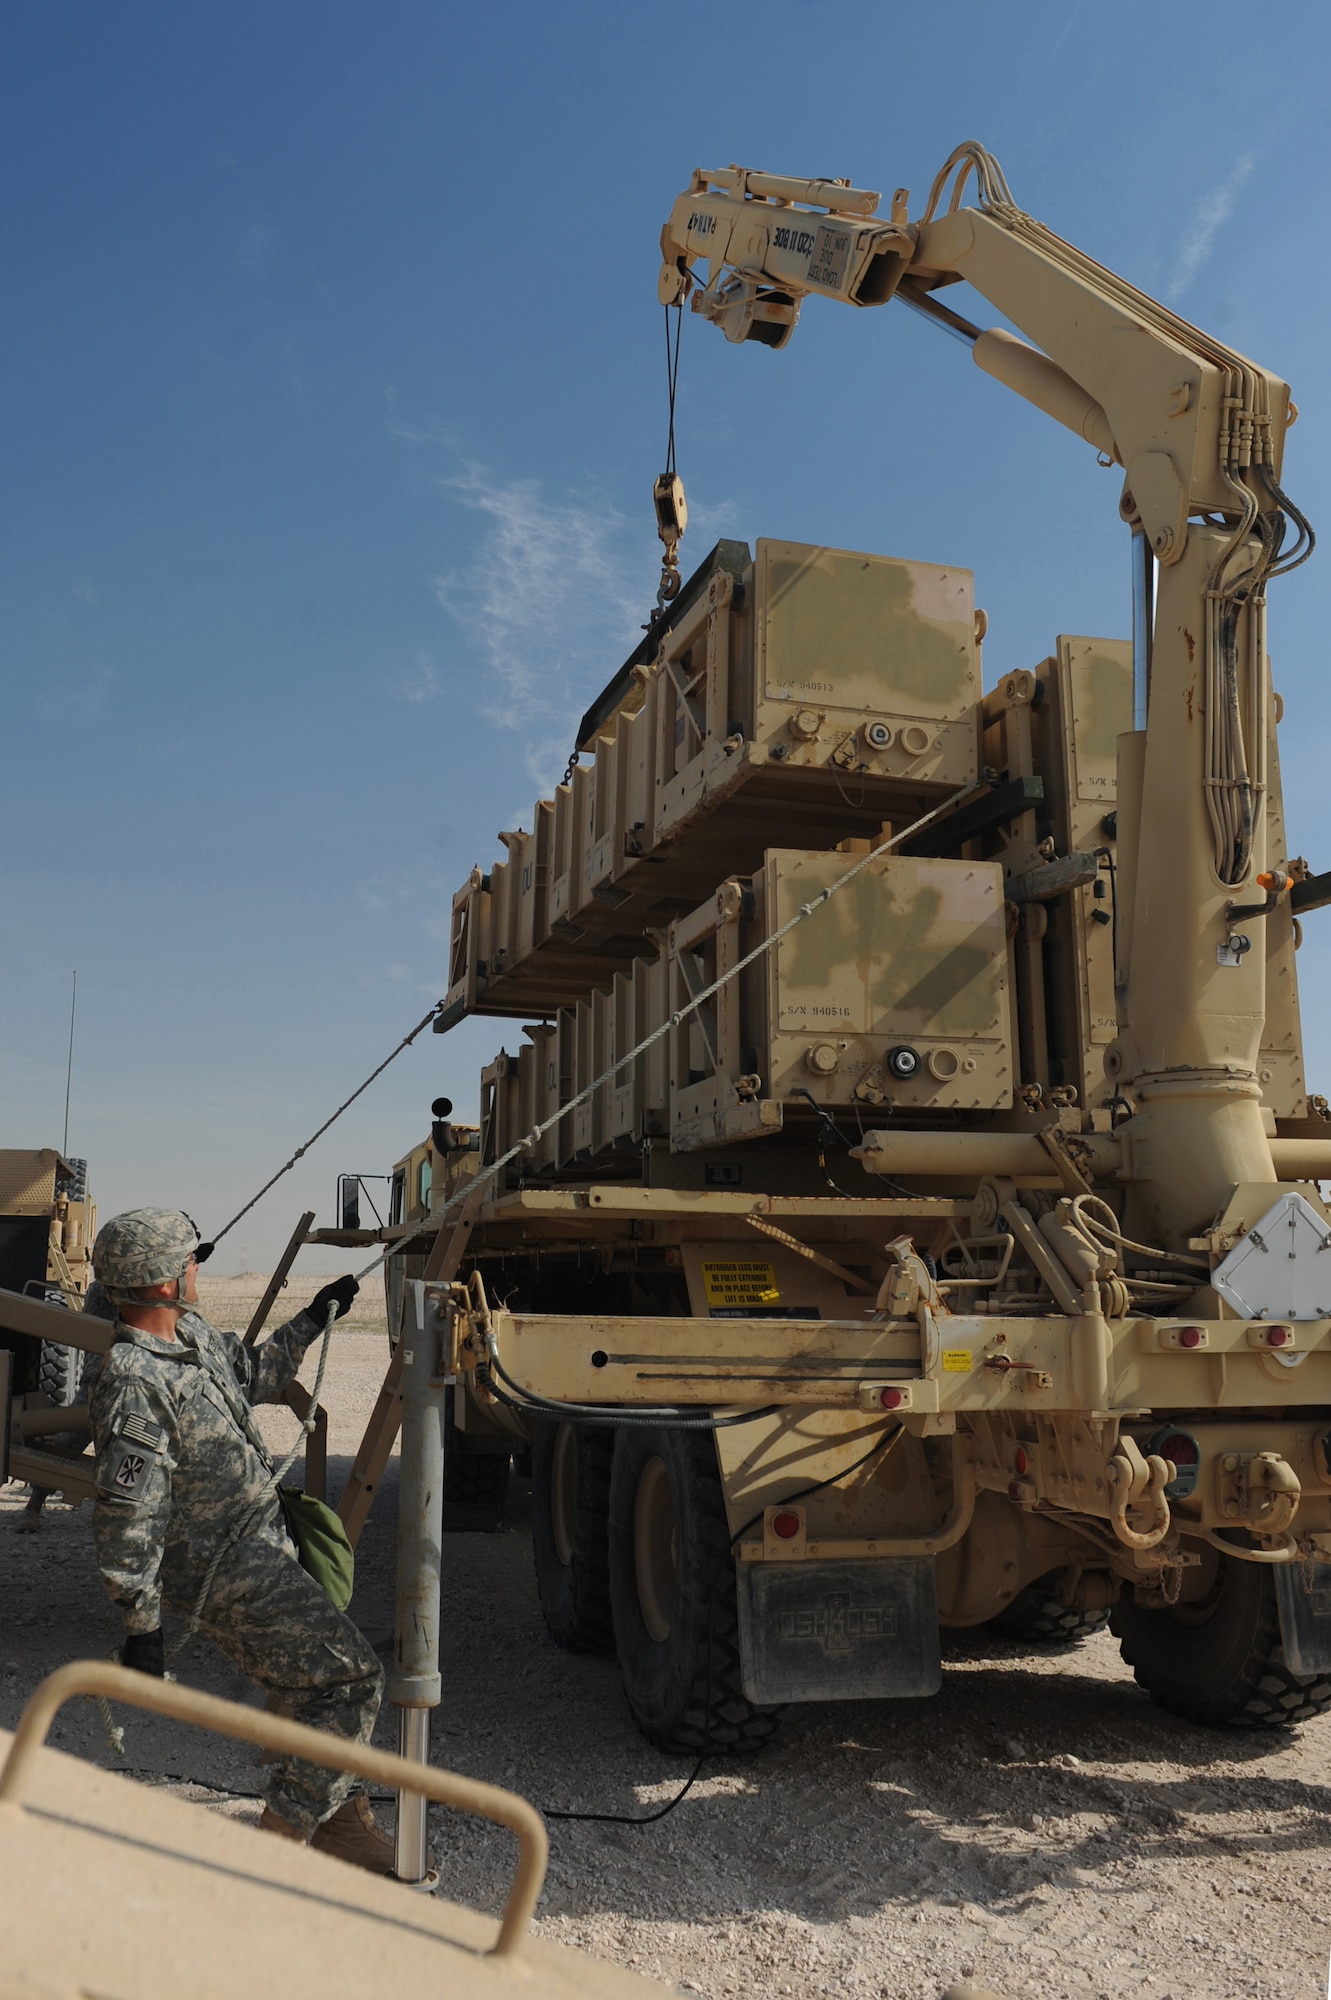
[306,1275,359,1324]
[121,1629,165,1677]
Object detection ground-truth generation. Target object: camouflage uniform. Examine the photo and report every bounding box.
[89,1306,383,1835]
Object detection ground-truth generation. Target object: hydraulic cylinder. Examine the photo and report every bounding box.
[1119,523,1275,1246]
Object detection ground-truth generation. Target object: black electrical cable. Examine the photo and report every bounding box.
[539,1422,902,1828]
[1257,464,1315,578]
[790,1086,857,1197]
[795,1086,915,1200]
[482,1348,780,1432]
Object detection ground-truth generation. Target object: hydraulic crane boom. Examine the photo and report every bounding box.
[658,143,1316,1250]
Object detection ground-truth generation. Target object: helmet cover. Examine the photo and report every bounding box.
[93,1208,200,1296]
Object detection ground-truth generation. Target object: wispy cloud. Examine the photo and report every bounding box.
[1048,4,1081,58]
[432,464,656,788]
[1167,154,1255,303]
[393,651,441,705]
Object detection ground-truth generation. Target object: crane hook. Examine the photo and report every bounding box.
[654,471,687,610]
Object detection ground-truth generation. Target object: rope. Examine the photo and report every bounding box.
[209,1006,442,1245]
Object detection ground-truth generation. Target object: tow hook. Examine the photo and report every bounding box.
[1215,1450,1301,1538]
[1107,1435,1173,1549]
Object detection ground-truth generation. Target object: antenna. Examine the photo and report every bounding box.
[62,970,77,1157]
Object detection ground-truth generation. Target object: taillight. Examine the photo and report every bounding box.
[1147,1426,1201,1499]
[771,1510,802,1540]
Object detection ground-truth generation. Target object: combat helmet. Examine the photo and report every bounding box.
[93,1208,200,1301]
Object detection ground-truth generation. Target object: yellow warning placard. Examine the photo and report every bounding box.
[701,1260,781,1310]
[941,1349,973,1374]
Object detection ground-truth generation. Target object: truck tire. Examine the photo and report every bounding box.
[531,1420,615,1654]
[989,1577,1109,1647]
[441,1386,510,1529]
[37,1340,82,1407]
[1112,1549,1331,1728]
[608,1425,780,1756]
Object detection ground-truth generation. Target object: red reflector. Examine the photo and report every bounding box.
[771,1510,801,1540]
[1177,1326,1203,1348]
[1267,1325,1292,1346]
[1014,1447,1028,1475]
[879,1387,904,1410]
[1158,1432,1200,1466]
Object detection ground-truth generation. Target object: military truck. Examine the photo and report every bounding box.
[1,1148,99,1509]
[335,143,1331,1769]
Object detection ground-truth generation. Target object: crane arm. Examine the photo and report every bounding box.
[659,146,1299,570]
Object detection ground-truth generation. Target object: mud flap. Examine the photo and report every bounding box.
[1274,1560,1331,1675]
[735,1556,941,1704]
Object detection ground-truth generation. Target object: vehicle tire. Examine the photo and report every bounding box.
[989,1576,1109,1647]
[441,1386,510,1528]
[531,1419,615,1654]
[608,1425,780,1756]
[1111,1547,1331,1728]
[37,1340,82,1407]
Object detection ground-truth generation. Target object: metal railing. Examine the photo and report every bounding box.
[0,1661,548,1960]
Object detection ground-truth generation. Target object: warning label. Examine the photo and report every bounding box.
[941,1349,973,1374]
[701,1260,780,1310]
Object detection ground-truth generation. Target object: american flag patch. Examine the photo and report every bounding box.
[118,1413,167,1453]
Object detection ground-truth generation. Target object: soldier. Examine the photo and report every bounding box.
[88,1207,399,1873]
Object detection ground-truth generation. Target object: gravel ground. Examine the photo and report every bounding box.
[6,1279,1331,1999]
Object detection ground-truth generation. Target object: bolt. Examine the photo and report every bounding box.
[1153,526,1176,555]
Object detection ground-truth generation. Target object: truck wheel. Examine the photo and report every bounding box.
[989,1577,1109,1647]
[36,1340,81,1407]
[441,1386,510,1528]
[608,1426,780,1756]
[531,1420,615,1654]
[1112,1549,1331,1728]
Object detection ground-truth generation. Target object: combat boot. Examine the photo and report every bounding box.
[257,1806,307,1843]
[309,1792,403,1875]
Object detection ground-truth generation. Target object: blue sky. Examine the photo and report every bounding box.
[3,1,1330,1273]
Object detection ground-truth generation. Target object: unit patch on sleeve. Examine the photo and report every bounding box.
[97,1417,167,1502]
[114,1451,148,1491]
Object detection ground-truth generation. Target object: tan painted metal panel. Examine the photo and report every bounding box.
[768,848,1011,1111]
[0,1728,659,2000]
[0,1149,61,1216]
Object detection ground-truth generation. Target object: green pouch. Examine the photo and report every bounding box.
[278,1486,355,1610]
